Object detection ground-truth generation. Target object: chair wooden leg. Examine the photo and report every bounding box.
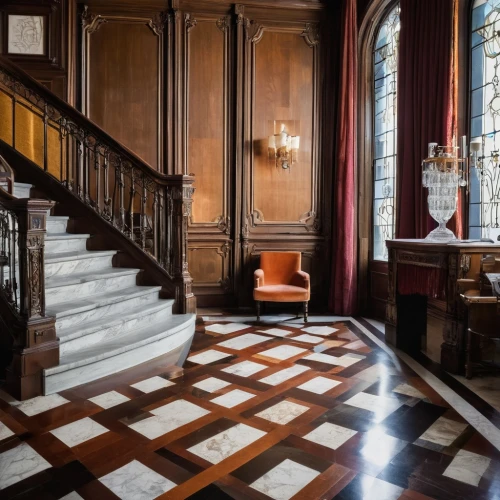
[303,301,308,323]
[256,301,261,321]
[466,328,473,379]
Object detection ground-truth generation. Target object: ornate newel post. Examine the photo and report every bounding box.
[4,199,58,400]
[170,176,196,314]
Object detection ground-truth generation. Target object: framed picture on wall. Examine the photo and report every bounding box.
[7,14,46,56]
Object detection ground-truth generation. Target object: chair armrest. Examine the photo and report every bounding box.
[290,270,310,290]
[461,292,498,305]
[254,269,265,288]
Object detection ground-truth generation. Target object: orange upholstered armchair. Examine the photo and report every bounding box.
[253,252,310,322]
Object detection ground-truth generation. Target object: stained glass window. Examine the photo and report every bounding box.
[470,0,500,240]
[373,4,400,261]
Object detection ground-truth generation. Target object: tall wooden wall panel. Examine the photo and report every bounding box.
[83,15,162,170]
[253,31,313,222]
[186,14,233,305]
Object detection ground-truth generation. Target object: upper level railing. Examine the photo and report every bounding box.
[0,56,195,313]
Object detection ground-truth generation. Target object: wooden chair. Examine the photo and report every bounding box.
[253,251,310,322]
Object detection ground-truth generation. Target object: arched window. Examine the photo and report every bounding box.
[470,0,500,240]
[372,4,400,260]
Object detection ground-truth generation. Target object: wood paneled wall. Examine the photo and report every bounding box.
[76,0,329,308]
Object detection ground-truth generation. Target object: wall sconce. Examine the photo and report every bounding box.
[268,124,300,171]
[469,137,482,168]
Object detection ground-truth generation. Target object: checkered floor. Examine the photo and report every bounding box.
[1,316,499,499]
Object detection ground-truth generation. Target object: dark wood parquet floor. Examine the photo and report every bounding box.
[1,316,499,500]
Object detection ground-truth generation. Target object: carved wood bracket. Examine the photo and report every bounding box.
[301,23,320,47]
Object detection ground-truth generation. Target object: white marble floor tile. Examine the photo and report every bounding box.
[187,349,232,365]
[257,345,308,361]
[259,365,310,386]
[356,476,403,500]
[89,391,130,409]
[418,417,468,446]
[257,328,293,338]
[129,399,210,440]
[59,492,84,500]
[217,333,270,350]
[304,352,361,367]
[303,422,357,450]
[187,423,266,464]
[0,442,51,490]
[344,392,403,421]
[51,417,109,448]
[343,339,368,350]
[210,389,256,408]
[222,360,268,377]
[301,326,338,336]
[192,377,231,393]
[255,400,309,424]
[12,393,69,417]
[297,376,342,394]
[392,383,425,399]
[289,334,324,344]
[0,421,15,440]
[99,459,176,499]
[442,449,491,486]
[130,376,175,393]
[249,459,320,500]
[205,323,250,335]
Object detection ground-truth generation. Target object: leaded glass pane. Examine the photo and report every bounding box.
[470,0,500,240]
[373,4,400,261]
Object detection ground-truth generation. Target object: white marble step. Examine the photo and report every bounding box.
[45,267,141,307]
[59,299,174,356]
[44,313,196,394]
[45,233,90,254]
[0,181,33,198]
[48,285,161,332]
[46,216,69,234]
[44,250,116,278]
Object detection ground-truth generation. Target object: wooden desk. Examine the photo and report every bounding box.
[386,239,500,373]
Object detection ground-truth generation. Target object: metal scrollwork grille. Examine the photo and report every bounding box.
[373,4,400,261]
[470,0,500,239]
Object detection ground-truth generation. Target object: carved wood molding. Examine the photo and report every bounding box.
[217,16,230,33]
[301,23,320,47]
[149,12,171,36]
[185,13,198,33]
[81,6,107,34]
[396,251,447,269]
[245,20,265,43]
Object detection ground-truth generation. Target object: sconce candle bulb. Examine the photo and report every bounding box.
[268,124,300,171]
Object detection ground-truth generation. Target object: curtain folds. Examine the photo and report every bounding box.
[396,0,455,240]
[329,0,358,315]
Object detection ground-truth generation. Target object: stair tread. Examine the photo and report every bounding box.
[45,233,90,240]
[46,267,141,289]
[46,285,162,317]
[47,216,69,221]
[57,298,174,341]
[45,249,117,263]
[45,314,195,374]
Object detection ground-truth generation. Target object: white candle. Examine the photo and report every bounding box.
[291,136,300,150]
[268,135,276,149]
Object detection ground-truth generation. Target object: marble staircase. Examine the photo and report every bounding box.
[42,215,196,394]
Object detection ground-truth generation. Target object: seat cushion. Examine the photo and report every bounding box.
[254,284,309,302]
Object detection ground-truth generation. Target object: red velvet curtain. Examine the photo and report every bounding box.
[329,0,358,315]
[396,0,455,239]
